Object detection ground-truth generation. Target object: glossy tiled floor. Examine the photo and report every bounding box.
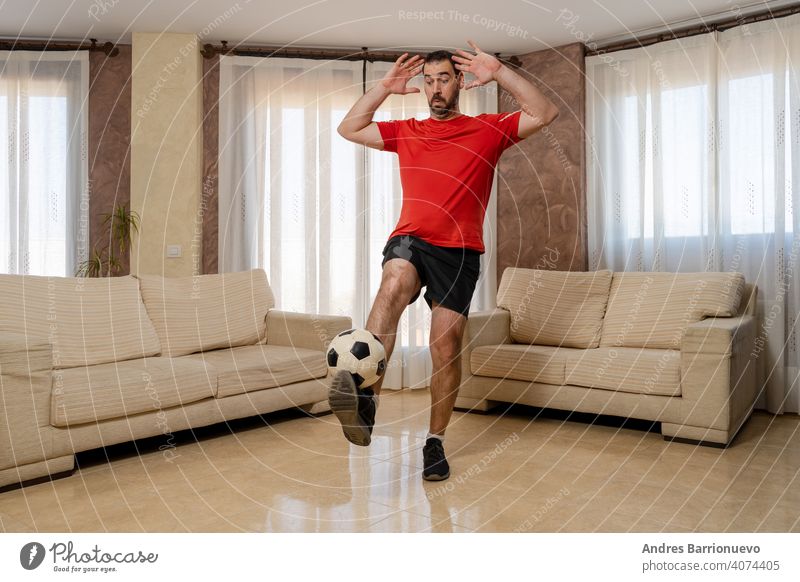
[1,389,798,533]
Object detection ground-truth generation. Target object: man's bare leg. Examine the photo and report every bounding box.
[428,300,468,435]
[329,257,421,446]
[364,258,422,396]
[420,300,467,480]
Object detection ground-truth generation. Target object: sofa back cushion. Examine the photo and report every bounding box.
[599,271,745,349]
[0,274,161,368]
[496,268,613,348]
[137,268,275,357]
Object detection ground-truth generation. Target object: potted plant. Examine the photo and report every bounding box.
[76,204,140,277]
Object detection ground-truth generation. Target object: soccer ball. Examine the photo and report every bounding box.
[326,328,386,388]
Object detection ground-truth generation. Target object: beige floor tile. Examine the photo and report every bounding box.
[0,512,34,532]
[472,487,579,532]
[574,509,695,533]
[221,487,403,532]
[315,458,429,511]
[657,439,759,470]
[698,496,800,532]
[486,492,696,533]
[721,467,800,506]
[407,468,581,531]
[0,481,154,532]
[735,412,800,449]
[439,454,560,494]
[0,481,98,527]
[613,450,748,496]
[565,474,729,531]
[367,510,474,532]
[438,439,652,500]
[745,445,800,477]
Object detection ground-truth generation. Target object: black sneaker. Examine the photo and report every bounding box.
[422,437,450,481]
[328,370,377,446]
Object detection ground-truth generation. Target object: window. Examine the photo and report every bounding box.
[0,52,89,276]
[586,18,800,412]
[725,71,793,235]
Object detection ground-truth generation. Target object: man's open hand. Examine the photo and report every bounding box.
[381,53,423,95]
[453,40,502,89]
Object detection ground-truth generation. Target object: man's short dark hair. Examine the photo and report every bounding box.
[424,50,459,76]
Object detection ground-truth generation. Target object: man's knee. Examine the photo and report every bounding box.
[429,304,467,369]
[430,334,463,369]
[380,259,421,302]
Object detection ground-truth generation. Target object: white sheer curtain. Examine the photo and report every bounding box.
[587,14,800,413]
[219,56,365,320]
[0,50,89,276]
[219,55,498,390]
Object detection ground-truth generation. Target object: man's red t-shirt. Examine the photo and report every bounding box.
[376,110,523,254]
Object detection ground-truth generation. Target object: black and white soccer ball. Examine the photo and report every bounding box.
[326,328,386,388]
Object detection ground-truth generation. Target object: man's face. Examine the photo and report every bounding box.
[423,59,461,118]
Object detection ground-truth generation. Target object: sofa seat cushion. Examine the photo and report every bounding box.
[180,344,328,398]
[51,358,217,427]
[496,268,613,348]
[0,274,161,369]
[600,271,745,349]
[470,344,574,385]
[137,269,275,357]
[564,347,681,397]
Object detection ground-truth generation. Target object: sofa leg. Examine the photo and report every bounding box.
[661,422,732,448]
[454,396,501,414]
[0,455,76,493]
[662,435,729,449]
[300,400,332,417]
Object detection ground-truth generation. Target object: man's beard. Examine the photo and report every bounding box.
[429,92,459,117]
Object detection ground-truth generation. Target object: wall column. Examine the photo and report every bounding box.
[131,32,203,276]
[496,42,586,278]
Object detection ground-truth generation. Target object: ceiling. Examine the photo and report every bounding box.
[0,0,795,54]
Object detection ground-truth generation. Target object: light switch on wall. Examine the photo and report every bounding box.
[166,245,182,258]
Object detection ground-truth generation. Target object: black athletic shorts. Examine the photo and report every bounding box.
[380,234,481,317]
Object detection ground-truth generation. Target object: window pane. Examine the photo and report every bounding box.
[277,107,306,310]
[727,73,775,235]
[622,95,641,236]
[27,96,68,276]
[0,95,8,273]
[328,108,357,317]
[661,84,706,237]
[785,68,793,233]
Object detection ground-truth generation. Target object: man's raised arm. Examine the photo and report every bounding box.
[453,40,559,140]
[337,52,423,150]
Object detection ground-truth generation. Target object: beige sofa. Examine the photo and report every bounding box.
[456,268,759,447]
[0,269,349,491]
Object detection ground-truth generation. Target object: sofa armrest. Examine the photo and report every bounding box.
[682,315,755,356]
[265,309,353,352]
[0,333,54,470]
[460,308,511,380]
[679,315,758,433]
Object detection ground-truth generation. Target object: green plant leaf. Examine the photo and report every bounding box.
[75,247,106,278]
[101,204,141,257]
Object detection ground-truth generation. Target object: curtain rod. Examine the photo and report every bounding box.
[199,40,522,67]
[0,38,119,57]
[586,3,800,56]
